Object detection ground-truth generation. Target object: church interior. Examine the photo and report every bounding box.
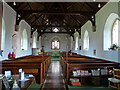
[0,0,120,90]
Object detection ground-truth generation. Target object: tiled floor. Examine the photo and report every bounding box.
[42,61,66,90]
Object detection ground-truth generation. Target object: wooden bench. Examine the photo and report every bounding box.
[14,55,51,76]
[61,56,111,75]
[61,55,118,84]
[0,55,51,84]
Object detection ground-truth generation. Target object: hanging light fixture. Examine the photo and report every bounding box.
[17,17,20,20]
[75,29,76,32]
[18,14,21,17]
[91,16,94,19]
[53,28,59,32]
[98,4,101,8]
[13,2,16,6]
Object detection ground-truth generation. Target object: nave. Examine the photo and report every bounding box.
[0,1,120,90]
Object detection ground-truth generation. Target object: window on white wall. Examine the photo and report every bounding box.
[1,19,6,50]
[71,36,73,50]
[103,13,118,50]
[21,29,28,50]
[112,19,119,45]
[75,37,79,50]
[52,38,60,49]
[83,30,89,50]
[39,36,41,49]
[33,36,37,48]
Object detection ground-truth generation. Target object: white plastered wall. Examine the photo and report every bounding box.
[41,33,71,52]
[73,2,119,63]
[16,20,32,58]
[0,3,32,60]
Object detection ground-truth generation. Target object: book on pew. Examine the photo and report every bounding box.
[77,70,81,76]
[101,69,108,75]
[70,78,81,86]
[73,71,77,76]
[70,78,79,82]
[71,82,81,86]
[73,70,91,76]
[91,70,100,76]
[81,71,84,76]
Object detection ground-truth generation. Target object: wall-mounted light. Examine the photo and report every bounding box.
[93,0,96,2]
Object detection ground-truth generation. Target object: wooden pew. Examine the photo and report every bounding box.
[61,55,118,84]
[0,55,51,84]
[15,55,51,76]
[61,56,110,75]
[65,62,117,84]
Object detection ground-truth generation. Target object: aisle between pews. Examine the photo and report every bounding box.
[42,61,66,90]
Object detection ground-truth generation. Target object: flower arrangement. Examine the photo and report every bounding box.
[109,44,120,50]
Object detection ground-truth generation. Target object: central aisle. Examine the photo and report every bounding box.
[42,61,66,90]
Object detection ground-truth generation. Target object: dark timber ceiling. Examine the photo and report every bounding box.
[7,2,108,37]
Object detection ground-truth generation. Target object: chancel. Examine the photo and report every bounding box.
[0,0,120,90]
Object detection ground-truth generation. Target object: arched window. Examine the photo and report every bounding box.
[1,19,6,50]
[33,36,37,48]
[71,36,73,50]
[75,37,79,50]
[112,19,119,45]
[52,38,60,49]
[104,13,118,50]
[83,30,89,50]
[21,29,28,50]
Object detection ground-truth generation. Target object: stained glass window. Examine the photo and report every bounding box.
[52,39,59,49]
